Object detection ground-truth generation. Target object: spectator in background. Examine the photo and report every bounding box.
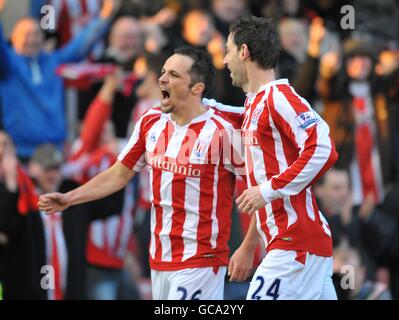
[0,137,125,300]
[0,131,47,300]
[66,72,141,300]
[357,184,399,298]
[0,0,120,161]
[333,245,391,300]
[30,0,103,55]
[182,6,245,105]
[78,15,145,138]
[314,168,361,249]
[318,39,399,207]
[277,17,328,104]
[211,0,249,38]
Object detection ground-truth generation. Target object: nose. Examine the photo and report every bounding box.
[223,55,228,67]
[159,72,167,84]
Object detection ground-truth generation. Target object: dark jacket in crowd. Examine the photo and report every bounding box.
[0,180,124,300]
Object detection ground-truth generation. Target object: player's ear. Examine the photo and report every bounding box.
[240,44,250,61]
[191,82,205,96]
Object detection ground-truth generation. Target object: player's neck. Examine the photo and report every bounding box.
[171,101,208,126]
[246,65,276,94]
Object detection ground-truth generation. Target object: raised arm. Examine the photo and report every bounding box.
[0,22,11,78]
[54,0,121,64]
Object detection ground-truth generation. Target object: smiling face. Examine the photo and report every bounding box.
[158,54,197,114]
[223,33,248,89]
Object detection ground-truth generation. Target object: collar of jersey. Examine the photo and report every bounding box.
[246,78,289,99]
[166,107,214,128]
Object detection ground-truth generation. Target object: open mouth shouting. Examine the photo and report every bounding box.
[160,87,172,106]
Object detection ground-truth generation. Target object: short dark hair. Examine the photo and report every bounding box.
[229,16,281,69]
[174,46,215,97]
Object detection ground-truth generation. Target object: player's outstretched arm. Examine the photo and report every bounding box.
[38,161,135,214]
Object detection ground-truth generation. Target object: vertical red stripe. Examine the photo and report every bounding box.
[50,217,63,300]
[196,130,220,257]
[171,121,206,262]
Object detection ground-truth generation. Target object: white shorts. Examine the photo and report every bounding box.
[246,249,337,300]
[151,267,227,300]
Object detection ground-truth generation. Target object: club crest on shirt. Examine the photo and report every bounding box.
[251,106,263,126]
[193,140,207,159]
[149,132,157,142]
[295,111,320,129]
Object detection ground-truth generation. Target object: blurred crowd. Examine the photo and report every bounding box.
[1,0,399,300]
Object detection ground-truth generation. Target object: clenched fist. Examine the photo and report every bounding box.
[38,193,71,214]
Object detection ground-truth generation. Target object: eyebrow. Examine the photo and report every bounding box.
[161,68,181,77]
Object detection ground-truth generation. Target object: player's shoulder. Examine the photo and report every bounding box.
[210,108,242,130]
[138,106,163,122]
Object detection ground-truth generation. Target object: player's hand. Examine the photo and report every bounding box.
[100,0,121,19]
[38,193,71,214]
[228,245,255,282]
[236,186,266,214]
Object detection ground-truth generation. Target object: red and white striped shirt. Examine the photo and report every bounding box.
[118,106,243,271]
[210,79,338,257]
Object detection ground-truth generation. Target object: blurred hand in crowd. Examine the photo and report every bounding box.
[100,0,122,19]
[150,7,177,27]
[307,17,326,58]
[320,51,341,79]
[375,50,399,76]
[358,193,376,220]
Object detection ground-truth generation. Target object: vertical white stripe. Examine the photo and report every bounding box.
[283,196,297,227]
[149,205,156,259]
[182,177,201,261]
[251,146,278,240]
[255,212,268,247]
[306,188,316,221]
[210,164,219,249]
[319,211,332,237]
[159,170,173,262]
[159,126,188,262]
[264,202,278,241]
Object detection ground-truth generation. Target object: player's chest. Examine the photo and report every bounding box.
[144,120,220,174]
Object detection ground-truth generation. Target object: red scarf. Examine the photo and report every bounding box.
[17,165,38,215]
[353,97,380,202]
